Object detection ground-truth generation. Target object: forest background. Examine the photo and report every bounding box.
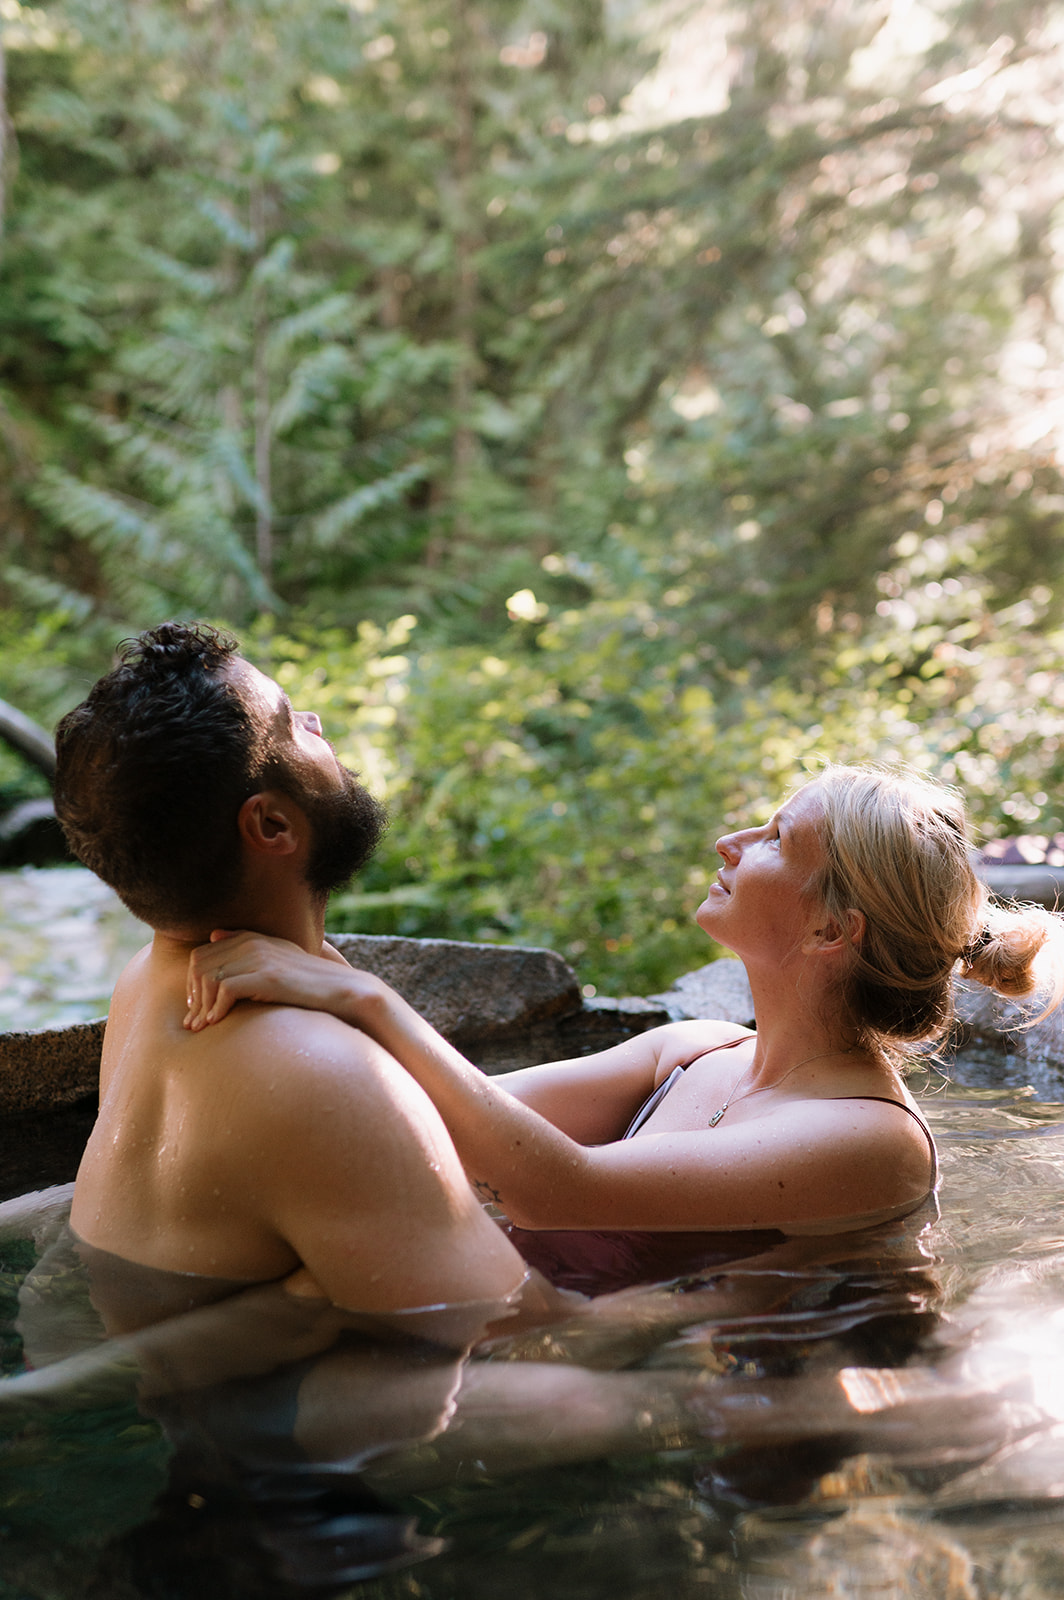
[1,0,1063,995]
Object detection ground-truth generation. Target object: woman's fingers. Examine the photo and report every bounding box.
[183,931,348,1031]
[184,932,271,1030]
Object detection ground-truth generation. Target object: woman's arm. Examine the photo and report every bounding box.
[491,1023,747,1142]
[185,935,660,1222]
[294,982,924,1230]
[479,1033,690,1143]
[185,934,928,1231]
[186,930,729,1145]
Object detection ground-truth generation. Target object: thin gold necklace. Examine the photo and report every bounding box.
[707,1047,857,1127]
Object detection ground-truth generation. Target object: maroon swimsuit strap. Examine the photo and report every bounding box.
[623,1036,752,1139]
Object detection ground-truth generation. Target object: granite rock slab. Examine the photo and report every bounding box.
[0,935,584,1116]
[953,976,1064,1073]
[979,862,1064,909]
[651,958,756,1028]
[0,1019,105,1114]
[325,933,582,1042]
[652,959,1064,1087]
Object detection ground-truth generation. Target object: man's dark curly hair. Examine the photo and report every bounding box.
[54,622,284,927]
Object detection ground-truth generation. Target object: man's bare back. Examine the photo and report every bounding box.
[55,623,532,1318]
[71,937,528,1313]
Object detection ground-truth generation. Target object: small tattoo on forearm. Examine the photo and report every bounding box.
[473,1178,503,1205]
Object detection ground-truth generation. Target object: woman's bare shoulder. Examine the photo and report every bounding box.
[655,1018,755,1061]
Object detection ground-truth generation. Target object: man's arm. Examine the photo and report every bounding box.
[228,1008,529,1315]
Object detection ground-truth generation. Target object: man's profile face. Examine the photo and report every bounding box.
[230,659,386,900]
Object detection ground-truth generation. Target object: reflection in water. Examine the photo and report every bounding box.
[4,1087,1064,1597]
[0,1175,974,1598]
[2,871,1064,1596]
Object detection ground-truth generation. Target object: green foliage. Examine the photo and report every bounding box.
[257,583,1064,994]
[3,0,1064,993]
[11,0,1056,653]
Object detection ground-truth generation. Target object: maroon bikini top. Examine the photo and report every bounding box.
[623,1036,938,1187]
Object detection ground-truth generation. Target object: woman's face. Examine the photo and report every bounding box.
[696,783,828,967]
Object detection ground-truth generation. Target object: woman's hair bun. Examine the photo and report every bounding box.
[961,906,1056,1001]
[805,764,1064,1052]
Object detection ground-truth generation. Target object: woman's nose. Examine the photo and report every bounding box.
[716,832,740,863]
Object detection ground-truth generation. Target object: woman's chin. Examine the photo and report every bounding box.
[695,896,723,933]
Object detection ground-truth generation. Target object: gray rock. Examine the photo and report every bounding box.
[650,961,1064,1078]
[0,1018,105,1114]
[325,933,582,1043]
[978,863,1064,909]
[650,958,755,1027]
[0,936,583,1117]
[954,975,1064,1075]
[952,976,1022,1043]
[469,994,673,1074]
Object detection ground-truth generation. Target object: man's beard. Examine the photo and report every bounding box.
[300,765,388,901]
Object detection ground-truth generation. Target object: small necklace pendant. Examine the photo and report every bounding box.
[708,1105,726,1127]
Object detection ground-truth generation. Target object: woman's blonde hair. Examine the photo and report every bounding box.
[804,765,1064,1053]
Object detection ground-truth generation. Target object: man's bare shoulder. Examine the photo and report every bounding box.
[200,1001,412,1111]
[193,1001,516,1307]
[198,1002,462,1175]
[107,941,154,1008]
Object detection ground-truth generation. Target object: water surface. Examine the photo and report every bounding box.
[0,866,146,1032]
[1,873,1064,1598]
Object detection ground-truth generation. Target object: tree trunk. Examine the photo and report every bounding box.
[450,0,478,541]
[0,30,7,255]
[0,700,56,782]
[250,181,273,596]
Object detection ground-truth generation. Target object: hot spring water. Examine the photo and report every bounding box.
[1,869,1063,1600]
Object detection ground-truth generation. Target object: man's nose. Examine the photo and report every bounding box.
[716,832,740,863]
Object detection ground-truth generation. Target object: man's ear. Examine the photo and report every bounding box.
[237,790,303,857]
[803,908,865,955]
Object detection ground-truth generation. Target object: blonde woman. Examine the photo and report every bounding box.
[186,766,1062,1243]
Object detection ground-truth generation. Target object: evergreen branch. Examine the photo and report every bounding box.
[271,345,355,436]
[306,464,429,549]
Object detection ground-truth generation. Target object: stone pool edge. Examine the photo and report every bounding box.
[2,922,1063,1117]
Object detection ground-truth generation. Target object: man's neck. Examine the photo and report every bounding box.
[151,896,327,963]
